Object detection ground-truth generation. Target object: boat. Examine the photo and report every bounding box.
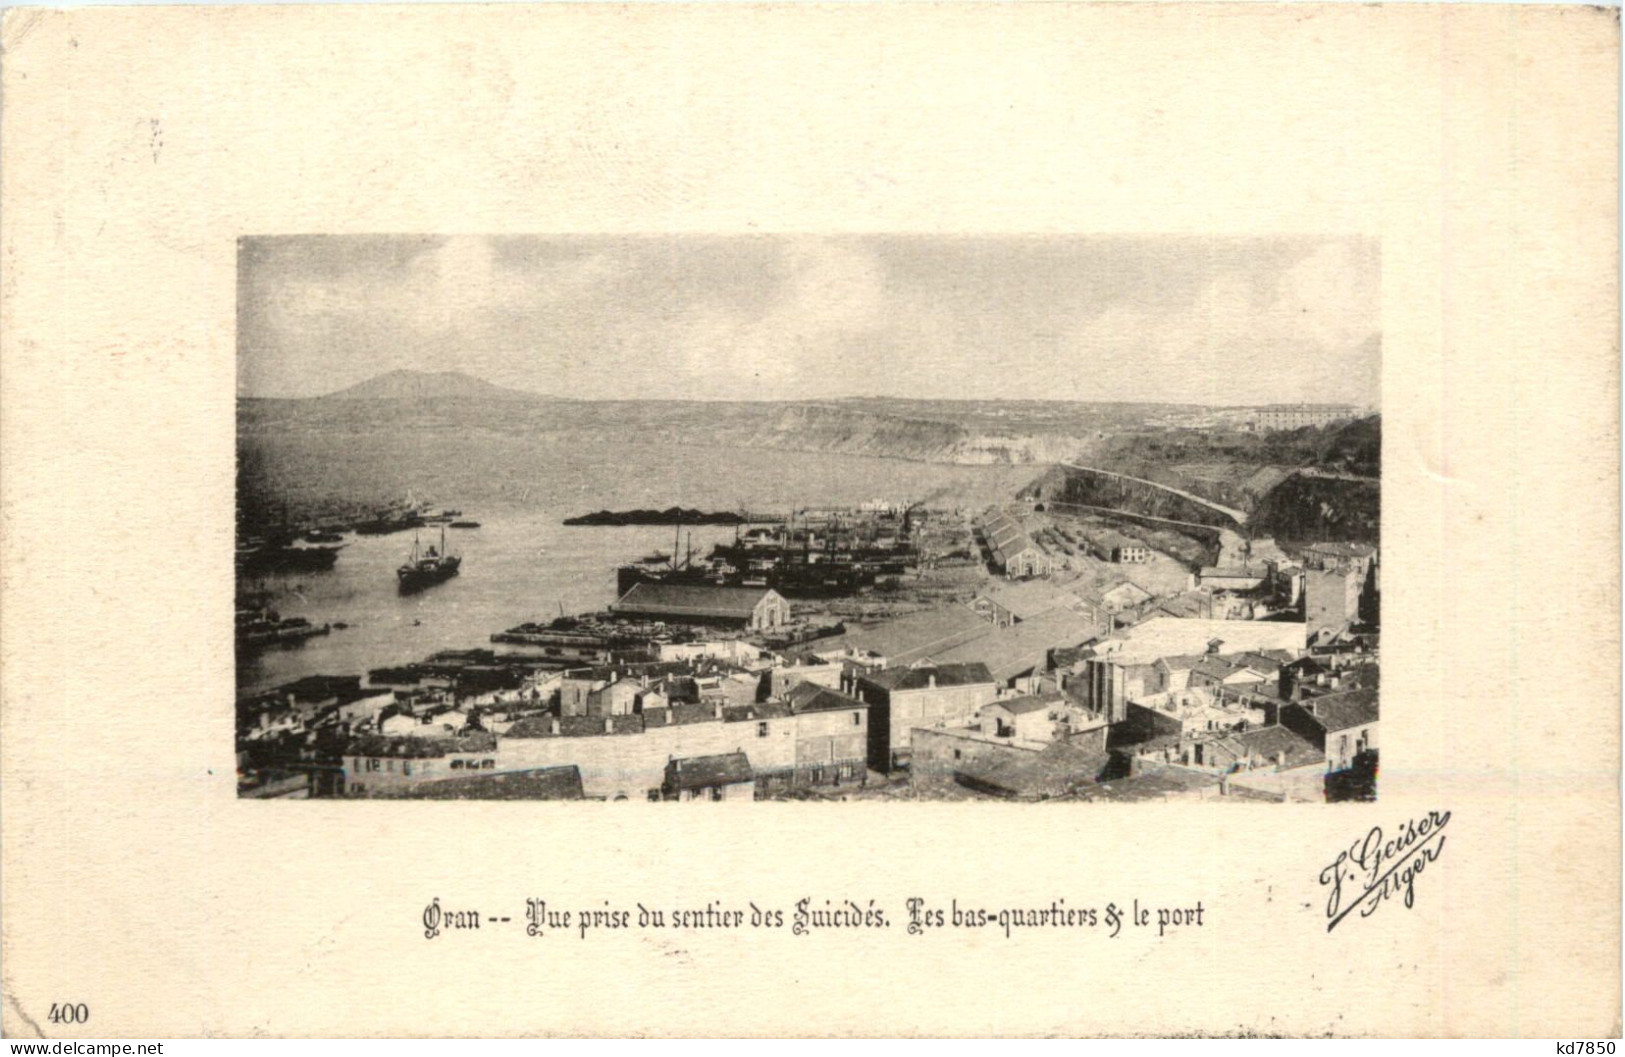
[235,607,331,652]
[638,550,670,565]
[397,527,462,593]
[236,539,343,576]
[449,520,481,529]
[304,530,344,544]
[355,512,424,535]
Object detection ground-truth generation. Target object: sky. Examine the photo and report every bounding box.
[237,234,1380,405]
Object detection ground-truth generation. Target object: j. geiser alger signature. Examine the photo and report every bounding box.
[1320,810,1450,932]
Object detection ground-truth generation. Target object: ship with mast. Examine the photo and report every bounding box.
[397,525,462,593]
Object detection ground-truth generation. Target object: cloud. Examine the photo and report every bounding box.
[240,235,1380,405]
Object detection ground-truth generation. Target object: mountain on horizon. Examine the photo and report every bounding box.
[314,369,552,401]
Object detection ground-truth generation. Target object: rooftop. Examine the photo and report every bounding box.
[821,606,993,665]
[928,610,1103,682]
[976,580,1079,620]
[1214,725,1324,770]
[1066,767,1224,803]
[784,682,867,715]
[953,740,1109,799]
[859,662,997,693]
[345,731,498,758]
[1295,689,1379,731]
[613,582,782,618]
[988,695,1056,716]
[665,752,754,790]
[382,766,585,800]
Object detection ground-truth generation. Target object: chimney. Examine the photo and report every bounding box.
[550,717,560,735]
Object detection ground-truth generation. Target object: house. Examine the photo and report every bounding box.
[1073,580,1153,629]
[1099,581,1153,611]
[1093,530,1151,564]
[777,683,870,792]
[1299,542,1378,577]
[584,677,643,717]
[611,583,792,631]
[1204,725,1323,774]
[1198,565,1268,591]
[852,662,999,771]
[969,580,1080,628]
[378,706,469,739]
[768,658,845,698]
[1305,568,1363,639]
[343,732,500,797]
[980,696,1059,742]
[1280,690,1379,771]
[1187,656,1270,692]
[910,731,1110,800]
[1123,687,1268,741]
[662,752,756,801]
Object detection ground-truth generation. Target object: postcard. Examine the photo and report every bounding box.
[1,2,1617,1038]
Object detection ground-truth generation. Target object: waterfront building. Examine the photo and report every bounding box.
[610,582,792,631]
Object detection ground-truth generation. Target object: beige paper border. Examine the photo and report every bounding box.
[1,2,1619,1038]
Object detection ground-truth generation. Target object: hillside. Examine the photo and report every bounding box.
[317,369,548,402]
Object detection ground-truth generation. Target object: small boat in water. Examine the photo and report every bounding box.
[638,550,670,565]
[449,520,481,529]
[304,530,344,544]
[398,527,461,593]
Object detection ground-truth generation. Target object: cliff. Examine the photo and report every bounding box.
[1249,472,1381,544]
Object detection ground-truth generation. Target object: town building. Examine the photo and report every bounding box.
[1197,565,1269,592]
[1280,690,1379,771]
[1241,404,1359,432]
[969,579,1081,628]
[343,732,501,798]
[1093,530,1151,564]
[852,661,999,771]
[981,510,1053,579]
[611,582,792,631]
[777,682,871,792]
[1299,542,1378,577]
[662,752,757,801]
[909,730,1110,800]
[924,609,1101,690]
[1304,568,1363,639]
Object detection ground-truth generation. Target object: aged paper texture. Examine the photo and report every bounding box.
[1,2,1619,1038]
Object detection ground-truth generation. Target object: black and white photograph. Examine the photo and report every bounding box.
[236,234,1381,803]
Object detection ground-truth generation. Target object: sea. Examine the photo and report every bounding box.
[237,441,1034,695]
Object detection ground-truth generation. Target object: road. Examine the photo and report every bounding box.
[1057,462,1250,526]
